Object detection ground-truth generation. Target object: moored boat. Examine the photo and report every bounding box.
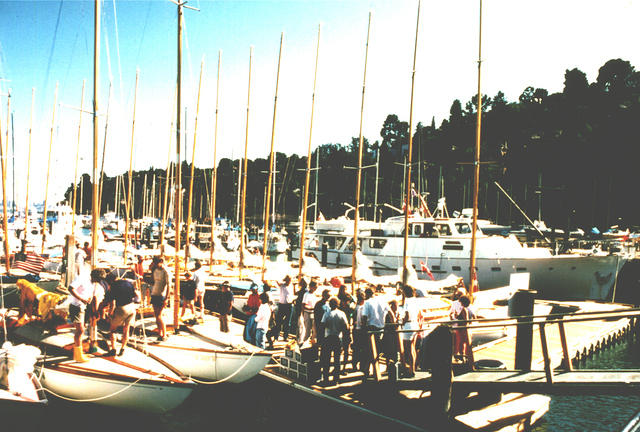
[11,320,195,413]
[130,312,272,384]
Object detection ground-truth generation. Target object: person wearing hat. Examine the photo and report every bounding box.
[217,281,234,333]
[243,283,260,344]
[244,283,261,316]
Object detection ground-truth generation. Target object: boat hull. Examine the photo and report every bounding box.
[35,361,193,413]
[136,340,272,383]
[293,248,627,301]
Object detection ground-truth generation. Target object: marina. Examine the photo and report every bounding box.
[2,0,640,431]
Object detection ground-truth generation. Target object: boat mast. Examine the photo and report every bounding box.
[123,70,139,265]
[90,0,100,268]
[71,80,86,236]
[97,83,112,216]
[239,46,253,279]
[24,88,34,236]
[173,0,198,331]
[209,50,221,270]
[402,1,421,285]
[0,92,11,273]
[160,87,177,258]
[298,25,321,283]
[262,32,284,278]
[351,12,371,294]
[185,59,205,261]
[469,0,483,294]
[41,83,58,255]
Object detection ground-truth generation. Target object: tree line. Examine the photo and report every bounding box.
[65,58,640,232]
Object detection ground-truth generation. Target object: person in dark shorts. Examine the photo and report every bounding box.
[217,281,234,333]
[180,272,197,321]
[150,256,171,341]
[101,272,141,356]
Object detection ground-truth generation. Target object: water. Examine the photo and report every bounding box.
[532,336,640,432]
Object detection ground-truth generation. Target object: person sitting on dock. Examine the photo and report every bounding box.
[150,256,171,342]
[320,297,350,384]
[101,272,141,356]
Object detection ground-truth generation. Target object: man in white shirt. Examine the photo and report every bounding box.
[74,244,87,277]
[360,287,390,377]
[191,259,207,321]
[298,280,318,345]
[267,275,294,346]
[320,297,349,384]
[254,293,272,349]
[68,268,105,363]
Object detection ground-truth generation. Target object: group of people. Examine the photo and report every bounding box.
[67,266,141,362]
[242,275,432,384]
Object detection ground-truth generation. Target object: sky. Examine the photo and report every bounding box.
[0,0,639,206]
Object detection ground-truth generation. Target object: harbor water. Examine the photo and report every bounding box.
[532,335,640,432]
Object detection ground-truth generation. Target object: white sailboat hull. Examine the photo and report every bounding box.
[137,341,272,383]
[36,362,193,413]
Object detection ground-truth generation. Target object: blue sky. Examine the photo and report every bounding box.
[1,0,639,205]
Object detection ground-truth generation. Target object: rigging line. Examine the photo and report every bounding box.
[42,0,64,98]
[111,0,125,105]
[103,11,115,86]
[134,2,152,68]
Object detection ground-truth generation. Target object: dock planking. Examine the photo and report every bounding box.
[453,370,640,395]
[472,300,632,370]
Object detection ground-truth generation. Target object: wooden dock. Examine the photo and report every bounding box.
[472,300,633,369]
[454,369,640,395]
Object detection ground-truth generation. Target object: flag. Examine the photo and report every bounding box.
[420,259,435,281]
[13,251,46,275]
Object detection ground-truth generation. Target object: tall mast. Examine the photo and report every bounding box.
[239,46,253,278]
[262,32,284,278]
[298,24,321,282]
[402,0,421,284]
[42,83,58,255]
[209,50,221,270]
[24,88,34,235]
[174,0,183,332]
[185,58,205,260]
[97,83,112,215]
[160,91,176,257]
[469,0,483,294]
[351,13,371,294]
[0,92,11,273]
[71,80,86,236]
[123,70,139,265]
[91,0,100,268]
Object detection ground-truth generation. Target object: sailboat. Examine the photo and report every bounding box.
[129,312,272,384]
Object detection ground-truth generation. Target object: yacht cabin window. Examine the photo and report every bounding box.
[369,239,387,249]
[455,223,472,234]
